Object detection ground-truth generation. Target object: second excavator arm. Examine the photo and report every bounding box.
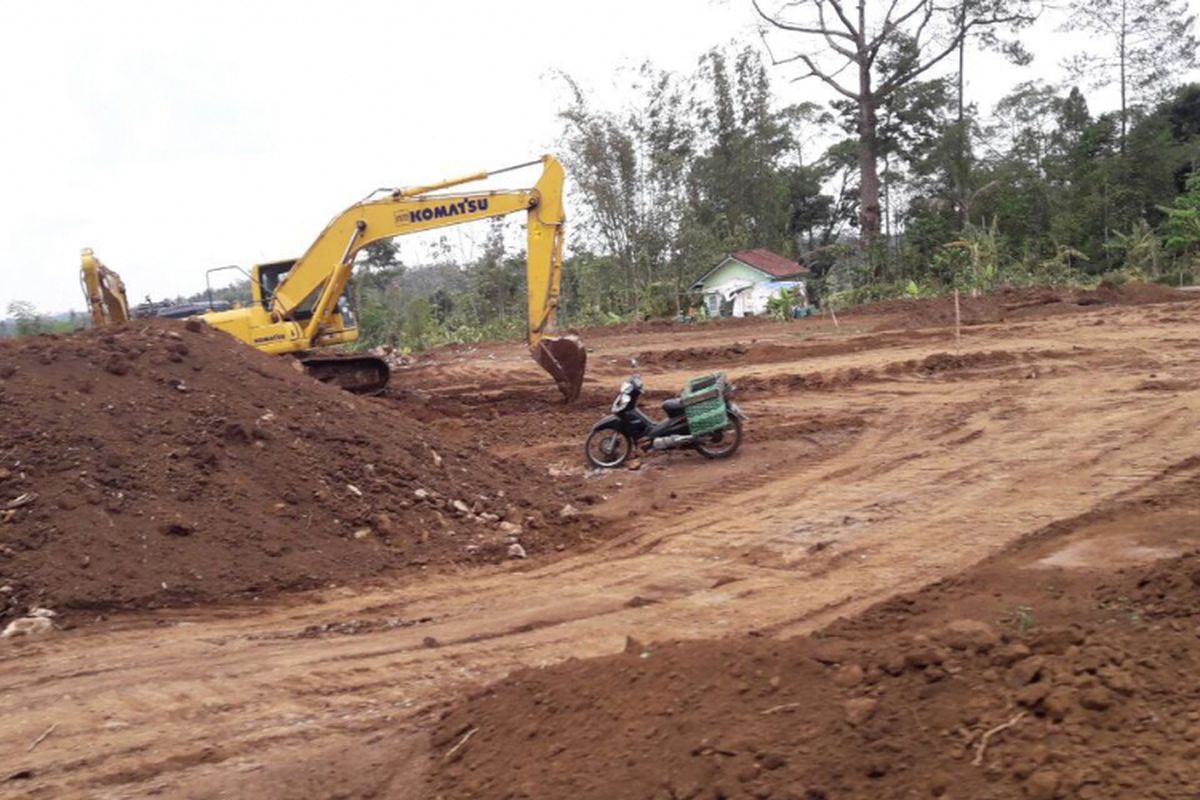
[80,248,130,327]
[265,156,585,400]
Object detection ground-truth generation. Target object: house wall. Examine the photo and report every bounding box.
[694,258,767,291]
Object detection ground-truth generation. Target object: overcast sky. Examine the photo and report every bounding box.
[2,0,1197,315]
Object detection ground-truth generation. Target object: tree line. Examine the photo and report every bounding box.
[347,0,1199,350]
[7,0,1198,348]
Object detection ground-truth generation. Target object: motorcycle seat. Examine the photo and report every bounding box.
[662,397,686,417]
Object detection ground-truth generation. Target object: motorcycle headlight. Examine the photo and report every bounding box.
[612,392,631,412]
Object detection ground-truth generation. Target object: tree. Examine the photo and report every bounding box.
[1063,0,1198,151]
[691,48,797,252]
[467,220,525,322]
[361,238,402,273]
[1162,173,1200,262]
[352,239,406,347]
[753,0,1039,250]
[7,300,41,336]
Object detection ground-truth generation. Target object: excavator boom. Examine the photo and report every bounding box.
[245,155,584,400]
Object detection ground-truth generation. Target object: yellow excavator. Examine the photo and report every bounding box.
[83,156,587,400]
[80,248,131,327]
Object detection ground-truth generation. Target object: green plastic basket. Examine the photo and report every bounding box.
[680,373,729,436]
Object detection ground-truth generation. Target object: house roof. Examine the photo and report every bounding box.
[730,249,809,278]
[690,249,809,290]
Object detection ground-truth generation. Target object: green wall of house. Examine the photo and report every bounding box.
[692,258,767,290]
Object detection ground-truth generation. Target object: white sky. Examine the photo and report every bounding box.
[2,0,1197,315]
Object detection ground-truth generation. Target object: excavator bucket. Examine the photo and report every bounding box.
[299,354,391,395]
[533,335,587,403]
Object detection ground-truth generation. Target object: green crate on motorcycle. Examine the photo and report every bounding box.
[680,373,729,436]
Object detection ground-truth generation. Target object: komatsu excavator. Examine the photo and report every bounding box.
[82,156,587,400]
[80,248,131,327]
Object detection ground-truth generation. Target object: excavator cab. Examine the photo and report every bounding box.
[253,261,295,311]
[252,259,357,330]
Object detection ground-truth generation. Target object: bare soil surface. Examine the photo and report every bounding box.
[432,479,1200,800]
[0,320,592,622]
[1,285,1199,799]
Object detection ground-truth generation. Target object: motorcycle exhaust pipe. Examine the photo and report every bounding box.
[651,434,695,451]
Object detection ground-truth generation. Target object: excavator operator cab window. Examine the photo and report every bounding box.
[257,260,296,310]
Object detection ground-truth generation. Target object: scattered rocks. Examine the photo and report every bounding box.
[831,663,864,688]
[1006,656,1046,688]
[507,543,528,560]
[1024,769,1060,800]
[939,619,1000,652]
[160,521,195,537]
[1015,682,1051,708]
[1,608,55,639]
[842,697,878,726]
[1078,687,1114,711]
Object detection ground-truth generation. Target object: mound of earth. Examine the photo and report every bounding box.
[0,320,595,624]
[429,487,1200,799]
[845,282,1191,329]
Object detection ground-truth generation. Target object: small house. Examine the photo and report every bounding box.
[690,249,809,317]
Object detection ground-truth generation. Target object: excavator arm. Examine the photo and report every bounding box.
[80,248,130,327]
[262,155,584,400]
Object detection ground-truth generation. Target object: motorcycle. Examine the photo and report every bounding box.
[584,361,748,468]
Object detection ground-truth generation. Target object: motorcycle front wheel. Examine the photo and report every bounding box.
[585,428,633,468]
[695,416,742,459]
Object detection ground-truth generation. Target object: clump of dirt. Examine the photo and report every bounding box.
[429,488,1200,800]
[736,348,1081,397]
[738,366,876,396]
[0,321,598,623]
[912,350,1019,374]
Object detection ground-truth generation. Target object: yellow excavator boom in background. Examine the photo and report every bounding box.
[83,156,587,400]
[80,248,130,327]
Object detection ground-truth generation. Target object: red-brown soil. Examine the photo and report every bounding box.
[0,320,593,623]
[3,287,1200,800]
[430,480,1200,800]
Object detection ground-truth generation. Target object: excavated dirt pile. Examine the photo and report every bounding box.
[431,493,1200,799]
[0,320,595,623]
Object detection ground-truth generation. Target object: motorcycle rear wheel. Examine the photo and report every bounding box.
[695,417,742,459]
[585,429,632,468]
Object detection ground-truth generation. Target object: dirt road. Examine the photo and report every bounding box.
[3,297,1199,798]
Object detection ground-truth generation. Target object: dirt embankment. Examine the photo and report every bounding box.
[0,321,597,623]
[843,282,1191,329]
[430,483,1200,800]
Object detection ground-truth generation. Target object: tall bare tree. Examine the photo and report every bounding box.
[753,0,1039,245]
[1063,0,1197,152]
